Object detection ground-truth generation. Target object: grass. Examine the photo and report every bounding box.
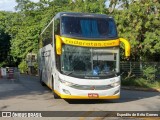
[121,77,160,90]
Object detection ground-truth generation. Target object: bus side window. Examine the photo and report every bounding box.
[54,18,61,71]
[42,22,53,46]
[54,19,60,35]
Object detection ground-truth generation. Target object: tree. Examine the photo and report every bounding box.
[107,0,130,13]
[0,11,12,67]
[111,0,160,61]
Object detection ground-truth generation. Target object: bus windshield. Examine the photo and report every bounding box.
[61,45,119,78]
[61,16,117,39]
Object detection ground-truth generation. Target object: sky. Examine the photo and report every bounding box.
[0,0,111,12]
[0,0,39,11]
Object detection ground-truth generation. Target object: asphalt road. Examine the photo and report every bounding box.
[0,74,160,120]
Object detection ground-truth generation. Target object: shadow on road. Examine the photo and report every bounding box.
[0,74,159,104]
[65,89,160,104]
[0,74,53,100]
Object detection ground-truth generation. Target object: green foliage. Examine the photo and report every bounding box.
[34,62,38,73]
[0,61,6,67]
[111,0,160,61]
[0,11,12,66]
[3,0,108,64]
[122,77,148,87]
[18,60,28,73]
[122,77,160,89]
[143,65,157,81]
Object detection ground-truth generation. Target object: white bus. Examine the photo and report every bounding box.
[38,12,130,99]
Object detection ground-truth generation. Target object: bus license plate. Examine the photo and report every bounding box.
[88,93,99,98]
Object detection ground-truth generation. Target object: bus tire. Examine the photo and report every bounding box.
[39,70,45,86]
[52,76,60,99]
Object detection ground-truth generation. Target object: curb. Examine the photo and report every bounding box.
[122,86,160,92]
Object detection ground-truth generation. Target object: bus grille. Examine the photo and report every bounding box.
[71,84,113,90]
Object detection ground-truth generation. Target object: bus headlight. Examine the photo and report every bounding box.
[110,81,120,87]
[58,77,75,87]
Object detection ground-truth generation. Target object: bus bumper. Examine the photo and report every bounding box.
[54,86,120,99]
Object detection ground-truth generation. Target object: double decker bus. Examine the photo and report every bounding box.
[38,12,130,99]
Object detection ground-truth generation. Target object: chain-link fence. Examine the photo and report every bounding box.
[120,62,160,81]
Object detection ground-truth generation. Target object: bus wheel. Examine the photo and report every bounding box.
[39,70,45,86]
[52,77,60,99]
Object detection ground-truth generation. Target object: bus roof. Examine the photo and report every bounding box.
[55,12,113,19]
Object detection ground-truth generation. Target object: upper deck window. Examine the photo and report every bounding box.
[61,16,117,39]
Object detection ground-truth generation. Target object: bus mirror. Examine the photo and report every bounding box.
[119,38,131,57]
[56,35,62,55]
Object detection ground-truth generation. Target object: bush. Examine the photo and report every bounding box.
[34,62,38,73]
[18,61,28,73]
[143,65,157,82]
[121,77,160,89]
